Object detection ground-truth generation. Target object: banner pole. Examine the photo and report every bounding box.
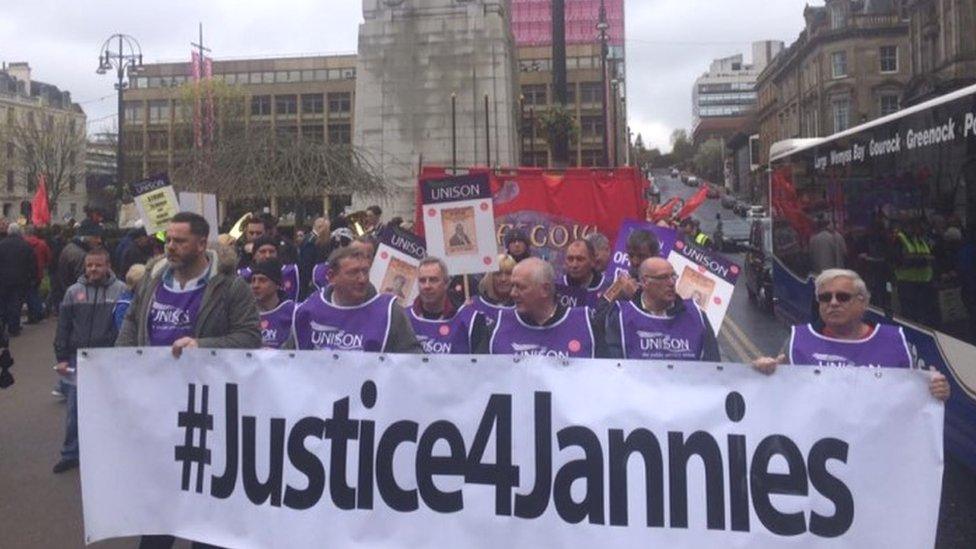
[463,274,471,301]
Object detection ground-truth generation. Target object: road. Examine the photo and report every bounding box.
[651,170,789,362]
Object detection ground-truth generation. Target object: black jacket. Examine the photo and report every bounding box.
[0,234,37,287]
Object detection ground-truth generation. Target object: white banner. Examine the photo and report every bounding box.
[79,349,943,548]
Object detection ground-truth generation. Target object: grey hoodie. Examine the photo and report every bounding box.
[55,272,127,363]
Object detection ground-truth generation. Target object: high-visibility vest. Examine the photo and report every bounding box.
[894,231,932,282]
[694,232,712,248]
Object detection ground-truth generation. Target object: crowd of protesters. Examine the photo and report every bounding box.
[0,202,951,522]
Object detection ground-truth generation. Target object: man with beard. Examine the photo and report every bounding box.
[117,211,260,549]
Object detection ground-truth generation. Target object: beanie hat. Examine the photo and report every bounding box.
[251,258,283,286]
[504,228,530,248]
[252,236,279,254]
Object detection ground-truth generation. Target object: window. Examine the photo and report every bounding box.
[6,142,12,159]
[275,95,298,115]
[148,131,169,151]
[880,46,898,73]
[831,96,851,132]
[580,82,603,104]
[879,93,900,116]
[2,203,10,217]
[249,72,265,84]
[251,95,271,116]
[6,171,13,192]
[580,115,604,137]
[70,203,77,217]
[302,124,324,142]
[328,92,351,113]
[829,4,847,29]
[581,149,603,167]
[301,94,324,114]
[124,101,144,124]
[328,123,351,144]
[521,84,547,106]
[148,100,170,124]
[831,51,848,79]
[69,175,77,192]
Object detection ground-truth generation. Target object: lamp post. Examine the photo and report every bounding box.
[610,78,619,168]
[596,0,610,167]
[96,34,142,195]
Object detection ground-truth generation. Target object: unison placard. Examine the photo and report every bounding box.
[79,349,943,548]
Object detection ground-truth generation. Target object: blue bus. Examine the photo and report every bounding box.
[768,84,976,470]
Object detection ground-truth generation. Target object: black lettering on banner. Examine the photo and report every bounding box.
[181,384,860,539]
[325,397,359,510]
[513,392,550,519]
[211,384,239,499]
[283,417,326,510]
[554,426,605,524]
[668,431,725,530]
[417,421,467,513]
[608,428,664,527]
[242,416,286,506]
[807,438,854,538]
[376,420,419,512]
[750,435,808,536]
[465,394,519,516]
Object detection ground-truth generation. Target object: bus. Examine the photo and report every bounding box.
[768,84,976,470]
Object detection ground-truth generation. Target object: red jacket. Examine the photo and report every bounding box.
[24,234,52,280]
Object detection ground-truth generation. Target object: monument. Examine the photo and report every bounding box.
[353,0,520,219]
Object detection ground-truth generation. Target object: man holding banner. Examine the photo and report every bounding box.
[115,212,260,549]
[605,257,720,361]
[293,246,421,353]
[489,257,603,358]
[408,257,489,354]
[117,212,261,356]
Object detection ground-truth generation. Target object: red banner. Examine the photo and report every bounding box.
[416,166,648,264]
[31,174,50,226]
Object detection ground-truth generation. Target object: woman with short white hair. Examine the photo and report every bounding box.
[754,268,949,401]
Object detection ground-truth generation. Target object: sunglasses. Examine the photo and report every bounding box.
[817,291,857,304]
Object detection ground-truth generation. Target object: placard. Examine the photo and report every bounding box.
[129,173,180,234]
[421,174,498,275]
[370,225,427,307]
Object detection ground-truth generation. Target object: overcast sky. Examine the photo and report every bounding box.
[0,0,817,153]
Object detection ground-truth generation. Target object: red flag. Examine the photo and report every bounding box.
[675,186,709,220]
[650,197,680,223]
[31,173,51,226]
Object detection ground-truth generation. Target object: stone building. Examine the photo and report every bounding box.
[692,41,783,146]
[0,62,87,222]
[754,0,910,167]
[903,0,976,104]
[121,54,358,218]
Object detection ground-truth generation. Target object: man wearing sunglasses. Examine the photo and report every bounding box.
[604,257,720,361]
[753,269,950,401]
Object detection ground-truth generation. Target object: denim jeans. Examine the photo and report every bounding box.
[25,284,45,321]
[60,365,78,461]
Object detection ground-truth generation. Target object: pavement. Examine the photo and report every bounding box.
[0,319,166,548]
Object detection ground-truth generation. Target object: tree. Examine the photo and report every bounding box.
[170,80,389,215]
[670,129,695,167]
[693,138,725,182]
[535,105,579,166]
[1,112,86,210]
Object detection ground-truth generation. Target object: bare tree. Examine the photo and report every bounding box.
[2,112,86,207]
[169,80,389,206]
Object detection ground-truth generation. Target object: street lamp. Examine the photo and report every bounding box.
[596,0,610,167]
[610,78,619,168]
[96,34,143,196]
